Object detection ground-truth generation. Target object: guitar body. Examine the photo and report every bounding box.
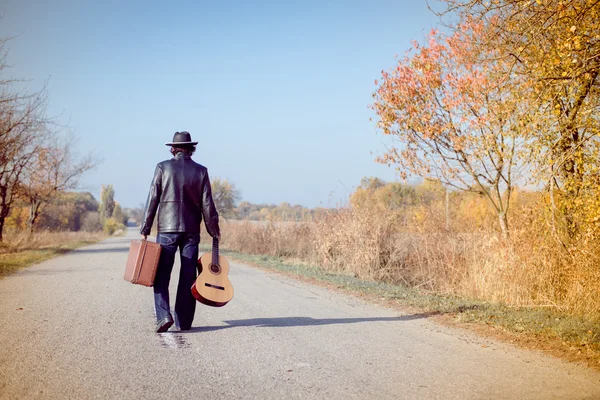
[191,242,234,307]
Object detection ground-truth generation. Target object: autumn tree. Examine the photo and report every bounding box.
[211,178,241,219]
[235,201,253,219]
[33,191,99,231]
[112,202,125,225]
[19,135,96,233]
[354,177,418,220]
[436,0,600,238]
[372,24,528,235]
[359,177,386,191]
[0,37,48,242]
[99,184,115,221]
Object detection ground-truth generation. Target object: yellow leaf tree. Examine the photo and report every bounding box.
[438,0,600,238]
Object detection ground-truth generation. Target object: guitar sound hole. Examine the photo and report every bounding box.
[205,283,225,291]
[210,264,220,274]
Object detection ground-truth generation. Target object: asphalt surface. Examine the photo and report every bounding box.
[1,228,600,400]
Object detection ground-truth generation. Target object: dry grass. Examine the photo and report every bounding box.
[202,209,600,364]
[216,202,600,323]
[216,220,316,261]
[0,230,105,278]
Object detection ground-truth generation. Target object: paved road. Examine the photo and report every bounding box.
[1,229,599,400]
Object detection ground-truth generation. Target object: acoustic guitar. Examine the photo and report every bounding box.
[191,237,234,307]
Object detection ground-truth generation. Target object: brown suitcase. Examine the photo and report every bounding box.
[124,239,161,286]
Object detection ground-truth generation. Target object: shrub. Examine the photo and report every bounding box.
[102,217,124,235]
[81,212,102,232]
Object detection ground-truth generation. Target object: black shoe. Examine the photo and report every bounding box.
[156,316,174,333]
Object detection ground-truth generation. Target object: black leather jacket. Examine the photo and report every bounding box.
[140,153,220,237]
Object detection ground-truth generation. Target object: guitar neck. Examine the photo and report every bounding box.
[212,237,219,264]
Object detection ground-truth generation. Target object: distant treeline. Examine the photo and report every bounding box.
[224,176,501,225]
[229,201,329,222]
[6,185,136,236]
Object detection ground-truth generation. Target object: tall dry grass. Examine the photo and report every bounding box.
[0,230,105,254]
[216,198,600,321]
[217,220,315,261]
[0,230,106,277]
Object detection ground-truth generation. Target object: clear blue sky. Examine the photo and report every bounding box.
[0,0,440,209]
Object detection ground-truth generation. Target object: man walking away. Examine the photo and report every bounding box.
[140,131,220,333]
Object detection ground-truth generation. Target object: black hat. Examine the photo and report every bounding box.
[165,131,198,146]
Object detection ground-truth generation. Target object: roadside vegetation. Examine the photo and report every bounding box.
[0,184,136,277]
[0,231,105,278]
[215,177,600,323]
[0,184,136,278]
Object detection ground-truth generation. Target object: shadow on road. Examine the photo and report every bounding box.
[183,313,438,333]
[72,247,129,254]
[16,266,117,276]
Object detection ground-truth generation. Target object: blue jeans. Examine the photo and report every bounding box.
[154,232,200,330]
